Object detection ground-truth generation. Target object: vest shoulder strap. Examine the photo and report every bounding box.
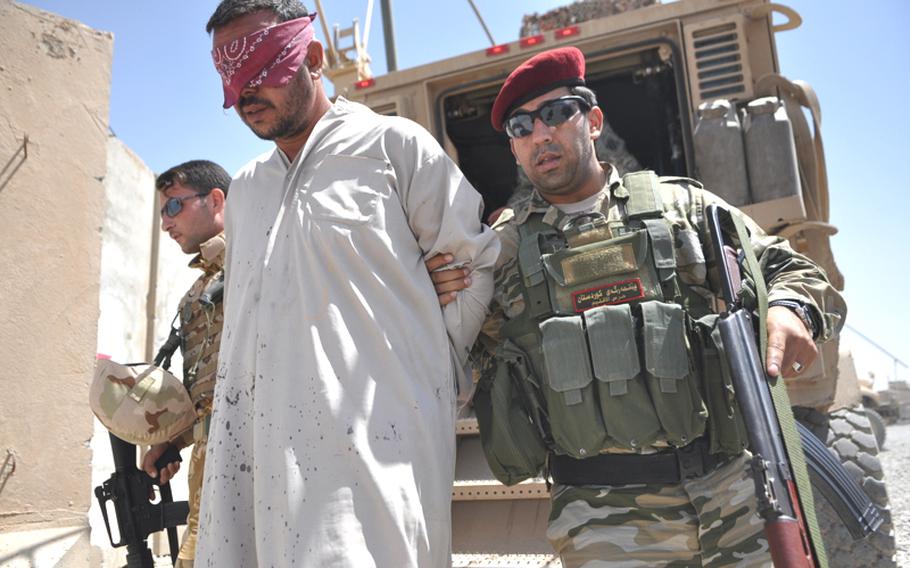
[517,214,559,319]
[622,170,663,219]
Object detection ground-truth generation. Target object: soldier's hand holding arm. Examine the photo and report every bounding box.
[142,442,181,484]
[425,253,472,307]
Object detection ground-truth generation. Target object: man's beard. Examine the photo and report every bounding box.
[252,110,309,141]
[240,74,311,141]
[531,138,595,198]
[527,144,575,196]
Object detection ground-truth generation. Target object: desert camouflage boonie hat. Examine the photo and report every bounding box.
[90,359,195,446]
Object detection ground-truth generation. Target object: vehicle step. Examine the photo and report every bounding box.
[452,499,556,561]
[453,479,549,500]
[457,417,479,435]
[452,553,561,567]
[454,436,548,501]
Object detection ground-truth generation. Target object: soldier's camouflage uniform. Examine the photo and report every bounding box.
[475,164,845,567]
[170,233,225,567]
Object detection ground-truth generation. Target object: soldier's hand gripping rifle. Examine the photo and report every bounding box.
[707,204,822,567]
[706,204,882,568]
[94,436,188,568]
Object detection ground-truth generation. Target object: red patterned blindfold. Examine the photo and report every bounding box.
[212,13,318,109]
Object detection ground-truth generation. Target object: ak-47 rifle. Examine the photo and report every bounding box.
[706,204,882,567]
[707,203,819,566]
[94,435,188,567]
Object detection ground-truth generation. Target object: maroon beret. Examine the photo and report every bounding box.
[490,46,586,131]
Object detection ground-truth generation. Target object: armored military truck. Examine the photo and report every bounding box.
[324,0,895,565]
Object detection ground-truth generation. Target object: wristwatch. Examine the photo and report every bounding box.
[768,299,818,339]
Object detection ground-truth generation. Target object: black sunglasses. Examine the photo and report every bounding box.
[504,95,590,139]
[160,190,211,218]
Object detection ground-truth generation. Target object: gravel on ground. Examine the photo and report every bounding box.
[880,422,910,567]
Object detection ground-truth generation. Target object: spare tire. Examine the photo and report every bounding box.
[793,405,896,567]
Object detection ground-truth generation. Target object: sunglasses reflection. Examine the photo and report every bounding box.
[506,96,590,138]
[161,191,211,218]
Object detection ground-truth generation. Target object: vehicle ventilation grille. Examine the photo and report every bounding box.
[370,101,400,117]
[683,15,754,109]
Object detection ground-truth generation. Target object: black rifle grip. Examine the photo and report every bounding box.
[151,444,183,485]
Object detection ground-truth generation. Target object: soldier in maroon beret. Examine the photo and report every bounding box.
[472,46,845,567]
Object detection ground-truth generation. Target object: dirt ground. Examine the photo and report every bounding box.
[881,422,910,567]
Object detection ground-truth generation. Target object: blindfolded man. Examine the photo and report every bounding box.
[197,2,500,566]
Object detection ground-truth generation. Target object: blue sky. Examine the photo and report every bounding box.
[21,0,910,378]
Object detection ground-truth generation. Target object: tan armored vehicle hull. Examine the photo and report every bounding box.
[331,0,894,565]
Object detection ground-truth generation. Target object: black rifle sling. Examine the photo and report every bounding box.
[153,320,181,370]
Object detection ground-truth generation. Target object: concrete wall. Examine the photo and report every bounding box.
[0,0,112,533]
[86,137,196,566]
[0,3,198,565]
[94,134,198,370]
[89,136,196,563]
[96,138,156,364]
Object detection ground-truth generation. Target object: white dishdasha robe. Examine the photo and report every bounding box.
[196,98,499,567]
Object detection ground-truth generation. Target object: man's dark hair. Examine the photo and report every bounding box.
[570,86,598,109]
[206,0,310,34]
[156,160,232,198]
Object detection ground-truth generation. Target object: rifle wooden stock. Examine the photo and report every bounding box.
[766,516,813,567]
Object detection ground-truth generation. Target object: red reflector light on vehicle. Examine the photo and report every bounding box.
[554,25,581,39]
[520,35,545,48]
[354,78,376,90]
[486,44,510,56]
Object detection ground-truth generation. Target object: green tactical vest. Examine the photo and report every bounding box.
[475,171,748,486]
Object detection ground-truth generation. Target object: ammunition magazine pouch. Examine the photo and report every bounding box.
[474,340,548,486]
[694,313,749,456]
[193,413,212,443]
[187,376,217,405]
[549,437,724,486]
[537,300,709,458]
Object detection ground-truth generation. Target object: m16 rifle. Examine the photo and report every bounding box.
[94,436,188,568]
[94,314,198,568]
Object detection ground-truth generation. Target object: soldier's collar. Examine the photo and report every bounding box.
[515,163,619,227]
[601,162,623,197]
[189,232,226,271]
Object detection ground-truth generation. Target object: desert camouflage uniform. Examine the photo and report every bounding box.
[475,164,845,567]
[171,233,225,567]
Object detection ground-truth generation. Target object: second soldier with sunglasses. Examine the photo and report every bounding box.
[143,159,231,567]
[470,47,846,567]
